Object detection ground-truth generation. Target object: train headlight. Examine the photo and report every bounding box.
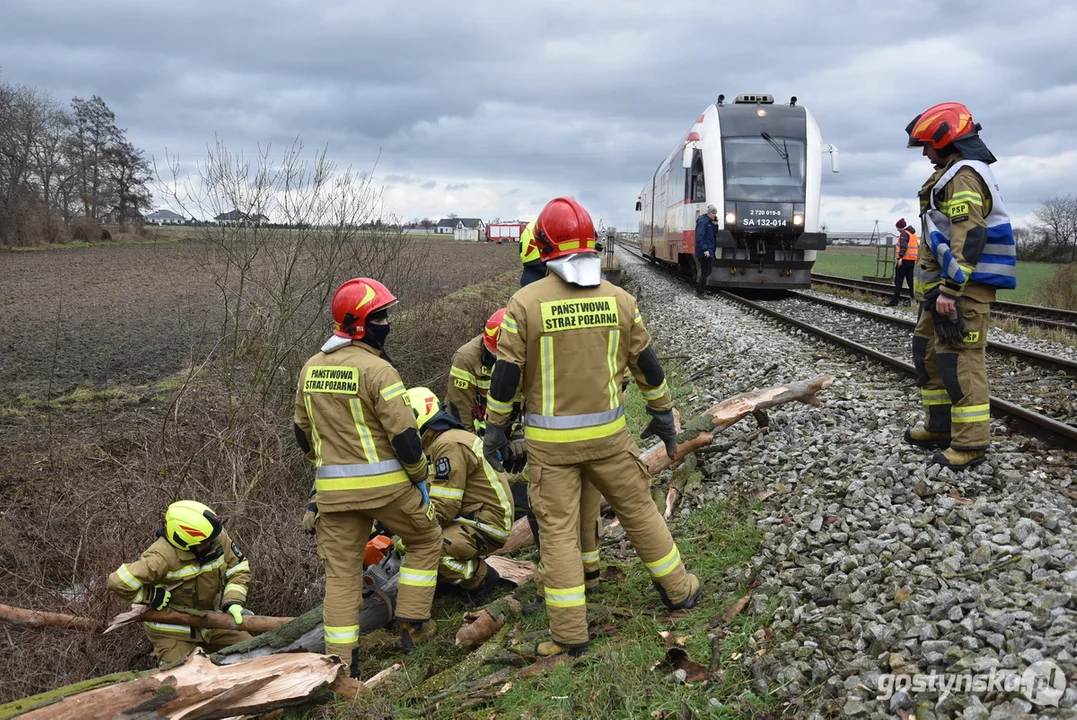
[792,214,803,226]
[725,212,736,224]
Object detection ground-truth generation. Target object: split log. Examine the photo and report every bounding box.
[10,649,344,719]
[497,517,535,554]
[483,557,537,585]
[641,374,834,475]
[105,606,295,635]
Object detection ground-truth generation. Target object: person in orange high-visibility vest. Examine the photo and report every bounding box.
[887,218,919,306]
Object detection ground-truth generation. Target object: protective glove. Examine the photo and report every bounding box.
[483,422,509,472]
[503,433,528,474]
[415,480,431,507]
[641,408,678,459]
[302,501,318,535]
[923,287,969,347]
[224,603,244,625]
[147,587,171,610]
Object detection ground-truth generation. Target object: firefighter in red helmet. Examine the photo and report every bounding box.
[294,278,443,671]
[903,102,1017,471]
[483,197,701,657]
[445,308,507,436]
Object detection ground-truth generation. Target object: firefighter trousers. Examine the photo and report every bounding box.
[535,478,602,596]
[912,296,992,450]
[439,522,500,590]
[144,624,251,666]
[529,448,692,647]
[316,489,442,662]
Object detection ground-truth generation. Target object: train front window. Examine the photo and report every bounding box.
[722,136,806,202]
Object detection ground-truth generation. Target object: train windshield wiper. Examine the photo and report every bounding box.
[761,132,792,176]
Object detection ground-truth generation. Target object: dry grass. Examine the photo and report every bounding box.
[0,240,521,703]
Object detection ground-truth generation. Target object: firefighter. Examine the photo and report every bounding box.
[483,197,701,658]
[405,386,515,604]
[903,103,1016,471]
[444,308,505,435]
[107,501,252,666]
[519,220,547,286]
[512,255,604,598]
[887,218,919,306]
[294,277,442,669]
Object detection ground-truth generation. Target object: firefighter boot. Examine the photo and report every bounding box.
[399,619,437,652]
[459,563,506,607]
[931,448,987,472]
[903,425,951,450]
[654,573,702,611]
[535,638,589,658]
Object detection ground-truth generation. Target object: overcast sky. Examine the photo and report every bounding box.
[3,0,1075,231]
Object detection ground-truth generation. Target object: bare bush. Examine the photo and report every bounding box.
[1038,263,1077,310]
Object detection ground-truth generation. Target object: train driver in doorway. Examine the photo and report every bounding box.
[694,205,718,297]
[903,102,1016,472]
[887,218,919,306]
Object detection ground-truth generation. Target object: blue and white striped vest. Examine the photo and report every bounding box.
[917,159,1017,291]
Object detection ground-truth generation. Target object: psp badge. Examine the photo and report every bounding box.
[434,457,452,479]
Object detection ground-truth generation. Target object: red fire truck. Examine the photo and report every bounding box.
[485,222,526,243]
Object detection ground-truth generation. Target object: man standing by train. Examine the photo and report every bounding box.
[483,196,701,658]
[887,218,918,306]
[902,102,1017,471]
[695,205,718,297]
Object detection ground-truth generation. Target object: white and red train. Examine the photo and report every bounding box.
[637,93,839,289]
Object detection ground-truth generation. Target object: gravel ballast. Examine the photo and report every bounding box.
[620,252,1077,719]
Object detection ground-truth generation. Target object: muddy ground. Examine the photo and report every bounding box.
[0,238,520,398]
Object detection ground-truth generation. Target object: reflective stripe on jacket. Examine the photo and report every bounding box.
[488,275,672,464]
[294,341,425,508]
[107,532,251,612]
[424,429,514,544]
[915,158,1016,297]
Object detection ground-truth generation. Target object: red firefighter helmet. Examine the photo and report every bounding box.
[331,278,398,340]
[483,308,506,354]
[534,197,597,261]
[906,102,979,150]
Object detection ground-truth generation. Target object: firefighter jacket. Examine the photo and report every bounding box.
[914,156,1016,302]
[896,228,919,262]
[445,335,492,433]
[423,427,514,547]
[486,274,673,464]
[108,532,251,623]
[294,341,428,511]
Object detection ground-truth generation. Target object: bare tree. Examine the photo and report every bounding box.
[103,137,152,224]
[70,95,120,220]
[1031,194,1077,263]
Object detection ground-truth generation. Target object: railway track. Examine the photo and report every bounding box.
[616,240,1077,447]
[811,272,1077,334]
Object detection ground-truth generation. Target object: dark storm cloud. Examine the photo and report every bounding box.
[2,0,1074,229]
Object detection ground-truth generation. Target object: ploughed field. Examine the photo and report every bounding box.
[0,238,520,398]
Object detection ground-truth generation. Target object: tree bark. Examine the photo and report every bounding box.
[8,649,345,720]
[0,603,100,632]
[640,374,834,475]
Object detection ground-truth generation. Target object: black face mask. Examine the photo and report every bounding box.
[362,323,391,350]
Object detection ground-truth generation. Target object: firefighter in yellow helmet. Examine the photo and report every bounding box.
[483,197,701,658]
[107,501,252,666]
[444,308,505,435]
[903,103,1017,471]
[294,278,442,671]
[519,220,547,286]
[406,386,515,604]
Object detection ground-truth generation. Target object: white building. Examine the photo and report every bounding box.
[143,209,186,225]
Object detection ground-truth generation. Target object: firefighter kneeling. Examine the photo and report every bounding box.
[483,197,702,658]
[107,501,252,666]
[407,386,515,604]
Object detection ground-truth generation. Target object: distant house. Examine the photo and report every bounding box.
[143,209,186,225]
[435,217,484,240]
[214,210,269,226]
[827,231,897,247]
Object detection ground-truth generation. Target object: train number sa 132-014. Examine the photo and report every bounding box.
[741,211,788,228]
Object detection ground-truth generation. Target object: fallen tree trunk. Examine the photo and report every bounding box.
[9,649,345,719]
[0,603,100,632]
[640,374,834,475]
[105,606,295,635]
